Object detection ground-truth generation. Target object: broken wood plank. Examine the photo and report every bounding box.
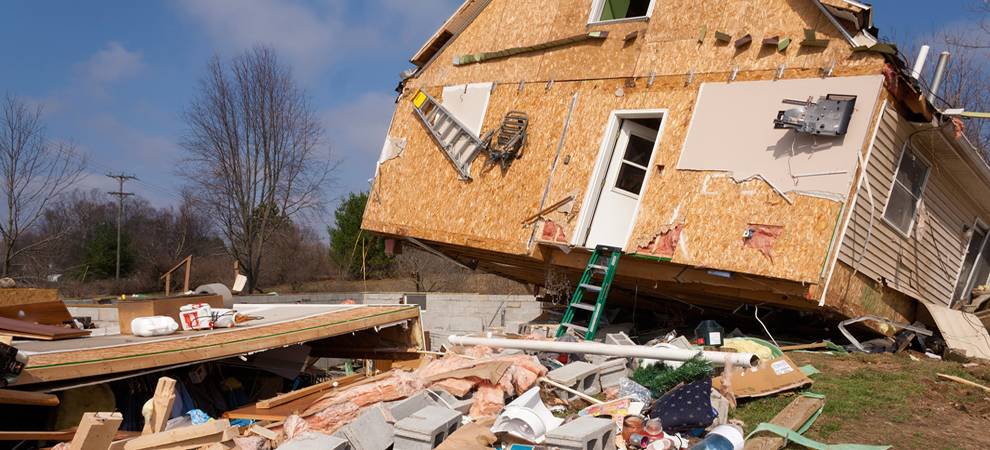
[520,195,574,224]
[248,424,279,440]
[778,343,828,351]
[70,412,123,450]
[0,388,59,406]
[895,333,915,355]
[0,429,137,441]
[0,316,90,340]
[539,377,604,404]
[109,420,232,450]
[743,395,823,450]
[0,300,76,327]
[257,373,363,409]
[142,376,177,435]
[937,373,990,393]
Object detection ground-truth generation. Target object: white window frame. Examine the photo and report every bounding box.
[572,109,667,249]
[881,143,931,238]
[588,0,657,25]
[952,219,990,308]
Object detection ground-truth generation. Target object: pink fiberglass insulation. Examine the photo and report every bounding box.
[742,224,783,263]
[303,400,361,435]
[469,381,505,419]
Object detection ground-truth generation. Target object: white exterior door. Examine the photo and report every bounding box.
[585,121,657,248]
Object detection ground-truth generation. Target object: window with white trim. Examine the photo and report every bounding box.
[882,144,930,236]
[953,222,990,308]
[589,0,656,24]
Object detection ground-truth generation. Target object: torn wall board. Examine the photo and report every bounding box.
[380,137,407,163]
[677,75,883,199]
[441,82,493,136]
[917,303,990,360]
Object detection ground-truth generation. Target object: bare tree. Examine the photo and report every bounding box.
[178,46,336,293]
[0,93,87,278]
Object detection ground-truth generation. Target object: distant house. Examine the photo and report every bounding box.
[363,0,990,358]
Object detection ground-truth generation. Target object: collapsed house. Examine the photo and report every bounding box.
[362,0,990,358]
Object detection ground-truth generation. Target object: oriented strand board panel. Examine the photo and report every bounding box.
[117,294,224,334]
[0,289,57,307]
[12,304,421,387]
[677,75,884,199]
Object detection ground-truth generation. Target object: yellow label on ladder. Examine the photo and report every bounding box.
[412,90,428,108]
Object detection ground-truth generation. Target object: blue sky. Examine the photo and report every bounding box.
[0,0,978,234]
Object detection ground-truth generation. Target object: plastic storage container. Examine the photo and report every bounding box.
[685,425,744,450]
[694,320,724,347]
[130,316,179,337]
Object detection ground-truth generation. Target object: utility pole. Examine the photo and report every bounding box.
[107,173,136,279]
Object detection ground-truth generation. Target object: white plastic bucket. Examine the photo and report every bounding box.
[131,316,179,337]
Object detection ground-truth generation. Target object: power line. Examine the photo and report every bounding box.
[107,173,136,280]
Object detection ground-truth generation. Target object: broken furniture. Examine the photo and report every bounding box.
[557,245,622,340]
[773,94,857,136]
[479,110,528,170]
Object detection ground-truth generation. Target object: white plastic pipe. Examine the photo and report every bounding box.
[911,45,930,80]
[447,335,759,368]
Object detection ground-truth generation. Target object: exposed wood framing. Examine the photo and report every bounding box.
[141,377,177,435]
[70,412,123,450]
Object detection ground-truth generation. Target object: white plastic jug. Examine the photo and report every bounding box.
[131,316,179,337]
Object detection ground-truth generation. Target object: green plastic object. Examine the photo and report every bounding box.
[557,245,622,341]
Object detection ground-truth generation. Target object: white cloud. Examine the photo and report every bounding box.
[178,0,376,84]
[77,112,180,166]
[73,42,146,97]
[321,92,397,191]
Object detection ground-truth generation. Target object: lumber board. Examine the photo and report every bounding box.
[142,377,177,435]
[109,419,230,450]
[0,316,89,340]
[0,429,138,441]
[15,305,420,386]
[70,412,123,450]
[937,373,990,393]
[778,343,828,351]
[0,388,60,406]
[0,300,75,327]
[225,389,336,421]
[257,373,363,409]
[743,396,824,450]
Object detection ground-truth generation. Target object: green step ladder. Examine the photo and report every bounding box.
[556,245,622,341]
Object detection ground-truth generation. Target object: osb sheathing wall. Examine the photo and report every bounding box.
[363,0,887,284]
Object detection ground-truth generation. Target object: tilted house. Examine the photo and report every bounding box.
[363,0,990,358]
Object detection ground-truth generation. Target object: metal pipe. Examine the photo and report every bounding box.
[911,45,930,80]
[447,335,759,368]
[927,51,950,105]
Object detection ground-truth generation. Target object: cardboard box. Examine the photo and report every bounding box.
[118,294,223,334]
[711,355,812,398]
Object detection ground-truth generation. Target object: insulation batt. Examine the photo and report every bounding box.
[303,400,360,435]
[283,413,311,440]
[305,369,429,411]
[464,345,495,358]
[469,381,505,418]
[433,377,482,397]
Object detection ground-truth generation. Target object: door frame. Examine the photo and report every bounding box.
[951,217,990,308]
[573,109,668,250]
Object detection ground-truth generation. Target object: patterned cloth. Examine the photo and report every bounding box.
[646,379,715,432]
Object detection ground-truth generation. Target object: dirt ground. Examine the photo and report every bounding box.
[760,352,990,450]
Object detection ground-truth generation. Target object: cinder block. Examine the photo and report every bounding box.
[280,432,349,450]
[606,332,636,347]
[547,361,601,402]
[332,405,393,450]
[386,392,437,421]
[597,357,631,390]
[426,388,473,415]
[394,405,462,450]
[545,416,616,450]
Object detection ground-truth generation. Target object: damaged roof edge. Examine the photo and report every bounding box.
[409,0,491,71]
[811,0,874,47]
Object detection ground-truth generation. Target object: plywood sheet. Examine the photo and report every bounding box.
[0,316,89,340]
[0,289,57,307]
[0,300,74,326]
[677,75,883,198]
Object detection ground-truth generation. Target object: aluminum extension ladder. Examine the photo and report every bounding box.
[557,245,622,341]
[410,89,483,180]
